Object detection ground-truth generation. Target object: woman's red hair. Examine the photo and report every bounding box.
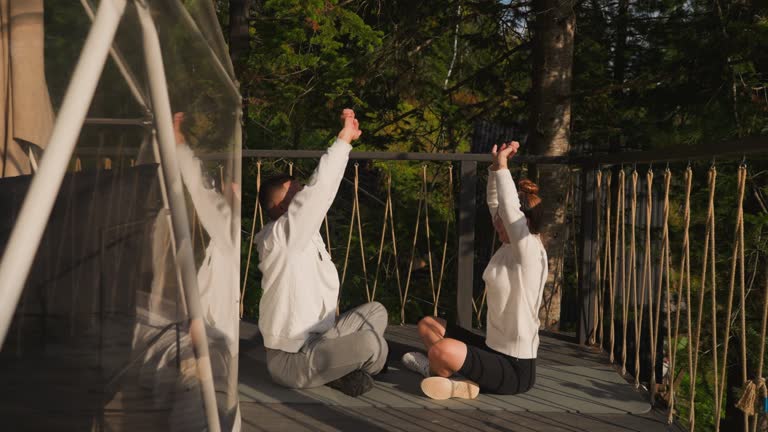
[518,179,543,234]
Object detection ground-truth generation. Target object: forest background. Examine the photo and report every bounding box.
[214,1,767,430]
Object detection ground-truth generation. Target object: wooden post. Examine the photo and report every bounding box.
[578,166,599,345]
[457,161,477,330]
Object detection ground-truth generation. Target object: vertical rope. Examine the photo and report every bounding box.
[422,165,436,310]
[339,171,358,313]
[636,169,653,387]
[402,171,426,324]
[668,167,692,424]
[737,165,749,432]
[651,169,671,403]
[372,174,392,302]
[606,171,616,362]
[340,164,370,306]
[619,168,629,375]
[288,161,293,176]
[626,169,639,377]
[435,164,454,316]
[592,170,603,346]
[598,171,611,347]
[714,165,748,431]
[600,171,612,351]
[353,164,371,302]
[386,174,404,322]
[631,170,653,388]
[241,160,262,318]
[690,166,718,430]
[750,269,768,432]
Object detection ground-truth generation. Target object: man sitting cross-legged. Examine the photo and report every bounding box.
[254,109,388,397]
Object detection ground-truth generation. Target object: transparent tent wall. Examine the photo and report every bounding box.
[0,1,242,430]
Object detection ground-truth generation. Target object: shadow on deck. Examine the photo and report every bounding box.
[239,322,684,432]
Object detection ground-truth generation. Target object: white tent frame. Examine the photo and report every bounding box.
[0,1,234,430]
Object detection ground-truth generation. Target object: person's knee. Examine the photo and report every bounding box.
[427,340,452,376]
[362,301,388,331]
[418,316,437,333]
[266,360,307,389]
[419,315,446,330]
[369,301,387,321]
[368,301,386,314]
[359,329,387,358]
[428,339,466,377]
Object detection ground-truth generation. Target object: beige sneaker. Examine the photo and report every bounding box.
[420,376,480,400]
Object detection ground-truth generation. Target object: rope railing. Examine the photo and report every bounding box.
[226,150,767,430]
[236,158,458,325]
[71,145,768,430]
[715,164,747,431]
[650,168,671,404]
[584,160,768,431]
[667,166,691,424]
[339,163,370,308]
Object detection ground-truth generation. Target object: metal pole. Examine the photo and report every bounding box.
[238,149,567,163]
[0,0,128,346]
[457,161,477,329]
[135,3,221,431]
[79,0,150,112]
[84,117,150,127]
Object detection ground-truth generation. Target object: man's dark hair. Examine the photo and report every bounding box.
[259,174,294,220]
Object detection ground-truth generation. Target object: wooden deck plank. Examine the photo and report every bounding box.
[240,403,683,432]
[240,322,683,431]
[0,320,681,431]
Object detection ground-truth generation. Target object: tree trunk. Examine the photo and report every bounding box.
[528,0,576,330]
[229,0,253,135]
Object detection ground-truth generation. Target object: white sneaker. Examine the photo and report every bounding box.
[420,376,480,400]
[401,352,431,378]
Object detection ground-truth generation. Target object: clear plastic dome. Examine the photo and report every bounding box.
[0,1,242,430]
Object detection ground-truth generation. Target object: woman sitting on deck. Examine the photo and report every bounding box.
[402,141,548,400]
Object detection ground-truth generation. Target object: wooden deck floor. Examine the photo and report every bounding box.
[0,320,683,431]
[239,322,684,432]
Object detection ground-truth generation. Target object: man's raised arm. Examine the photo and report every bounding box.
[283,109,362,250]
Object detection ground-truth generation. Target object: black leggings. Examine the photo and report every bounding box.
[444,323,536,395]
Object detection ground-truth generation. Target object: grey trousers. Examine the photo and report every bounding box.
[265,302,389,389]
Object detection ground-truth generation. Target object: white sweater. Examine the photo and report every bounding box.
[255,139,352,353]
[482,168,548,359]
[177,144,240,351]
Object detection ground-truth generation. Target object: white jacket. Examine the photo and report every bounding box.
[482,168,548,359]
[255,139,351,353]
